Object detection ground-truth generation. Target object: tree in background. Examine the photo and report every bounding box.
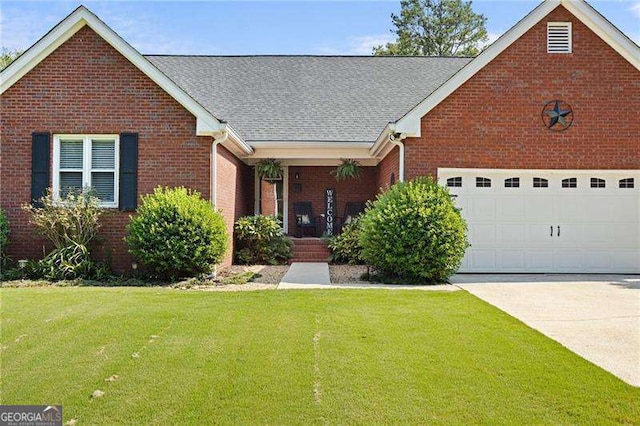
[373,0,488,57]
[1,48,23,70]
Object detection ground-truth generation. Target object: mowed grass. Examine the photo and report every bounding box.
[1,288,638,424]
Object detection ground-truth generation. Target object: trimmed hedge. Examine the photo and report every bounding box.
[359,177,468,283]
[126,187,228,280]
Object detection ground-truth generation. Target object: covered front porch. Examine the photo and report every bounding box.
[254,163,380,237]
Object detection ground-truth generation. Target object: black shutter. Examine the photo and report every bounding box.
[31,132,50,206]
[119,133,138,211]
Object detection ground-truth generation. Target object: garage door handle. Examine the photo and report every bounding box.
[550,226,553,237]
[557,225,561,237]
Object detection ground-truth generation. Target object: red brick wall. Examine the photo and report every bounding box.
[0,26,212,272]
[376,146,399,191]
[215,144,253,266]
[405,5,640,179]
[287,166,377,235]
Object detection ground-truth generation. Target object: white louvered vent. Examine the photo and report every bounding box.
[547,22,572,53]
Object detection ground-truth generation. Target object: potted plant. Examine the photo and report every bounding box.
[332,158,362,181]
[255,159,283,180]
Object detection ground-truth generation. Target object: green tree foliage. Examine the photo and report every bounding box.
[1,47,23,70]
[358,177,469,283]
[373,0,488,57]
[126,187,228,280]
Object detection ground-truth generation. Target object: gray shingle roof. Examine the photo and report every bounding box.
[145,55,471,143]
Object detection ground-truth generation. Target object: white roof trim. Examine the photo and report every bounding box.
[220,123,254,157]
[0,6,223,136]
[394,0,640,137]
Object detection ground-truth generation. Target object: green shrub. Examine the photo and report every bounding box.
[20,190,109,281]
[0,208,9,252]
[35,243,111,281]
[23,190,101,249]
[0,208,9,274]
[327,218,364,264]
[359,177,469,284]
[234,215,292,265]
[126,187,228,280]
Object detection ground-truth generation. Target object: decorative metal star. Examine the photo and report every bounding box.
[544,101,572,129]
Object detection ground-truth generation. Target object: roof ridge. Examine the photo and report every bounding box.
[143,54,475,59]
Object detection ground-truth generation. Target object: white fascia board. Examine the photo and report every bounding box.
[395,0,561,136]
[219,124,253,157]
[249,141,373,149]
[394,0,639,137]
[368,123,394,157]
[247,158,379,167]
[247,143,373,161]
[0,6,223,136]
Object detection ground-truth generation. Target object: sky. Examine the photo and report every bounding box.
[1,1,638,56]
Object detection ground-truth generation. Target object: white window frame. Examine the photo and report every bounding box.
[547,22,572,54]
[52,134,120,208]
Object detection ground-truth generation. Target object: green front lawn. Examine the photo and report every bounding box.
[1,288,638,424]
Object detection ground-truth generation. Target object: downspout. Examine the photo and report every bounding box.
[389,132,407,182]
[209,129,228,280]
[210,129,229,207]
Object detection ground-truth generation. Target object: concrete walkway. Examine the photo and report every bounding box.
[278,263,331,289]
[278,263,458,291]
[454,274,640,387]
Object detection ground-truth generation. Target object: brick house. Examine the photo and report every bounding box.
[1,0,638,273]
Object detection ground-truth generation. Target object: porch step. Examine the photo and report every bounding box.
[289,237,331,263]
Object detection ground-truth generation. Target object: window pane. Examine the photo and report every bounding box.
[92,140,116,169]
[476,177,491,187]
[447,177,462,187]
[91,172,115,202]
[619,178,634,189]
[60,140,84,169]
[60,172,83,197]
[533,177,548,188]
[505,177,520,188]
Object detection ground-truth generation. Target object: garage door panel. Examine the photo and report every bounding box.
[496,197,525,219]
[497,250,525,270]
[525,197,555,221]
[469,250,496,271]
[440,169,639,273]
[469,224,497,247]
[469,197,496,220]
[554,249,584,271]
[524,250,555,271]
[496,223,526,245]
[611,251,640,272]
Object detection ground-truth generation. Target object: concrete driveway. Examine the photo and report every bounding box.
[452,274,640,387]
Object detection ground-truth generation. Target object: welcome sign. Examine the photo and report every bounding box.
[325,188,336,236]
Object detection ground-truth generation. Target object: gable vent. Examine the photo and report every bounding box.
[547,22,572,53]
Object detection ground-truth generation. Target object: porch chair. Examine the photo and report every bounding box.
[293,202,321,238]
[335,202,365,233]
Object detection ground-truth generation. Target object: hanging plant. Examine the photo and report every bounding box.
[255,159,284,180]
[332,158,362,181]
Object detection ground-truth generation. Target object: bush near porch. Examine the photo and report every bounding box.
[126,187,227,280]
[234,215,292,265]
[359,177,468,283]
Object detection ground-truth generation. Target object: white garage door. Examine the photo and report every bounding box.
[439,169,640,273]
